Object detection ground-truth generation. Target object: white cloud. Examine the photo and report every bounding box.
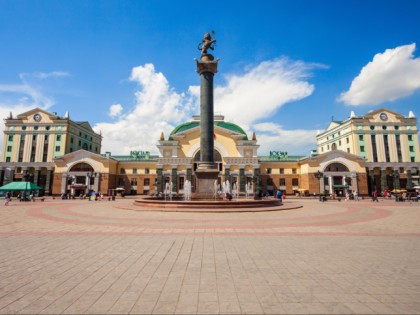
[214,58,318,127]
[20,71,70,80]
[108,103,123,118]
[0,71,68,155]
[339,43,420,106]
[95,58,319,155]
[253,122,318,155]
[94,64,194,154]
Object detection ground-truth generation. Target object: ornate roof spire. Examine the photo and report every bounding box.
[160,132,165,141]
[252,132,257,141]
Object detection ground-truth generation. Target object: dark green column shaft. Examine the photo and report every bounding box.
[200,71,214,164]
[239,168,245,193]
[171,168,177,193]
[156,168,163,194]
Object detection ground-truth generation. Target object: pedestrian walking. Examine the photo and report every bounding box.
[4,191,11,206]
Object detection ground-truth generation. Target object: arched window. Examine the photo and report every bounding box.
[193,150,222,162]
[325,163,349,172]
[82,143,88,150]
[120,168,126,174]
[69,163,94,172]
[331,143,337,150]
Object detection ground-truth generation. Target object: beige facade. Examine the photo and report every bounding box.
[0,108,418,197]
[0,108,102,194]
[316,108,419,192]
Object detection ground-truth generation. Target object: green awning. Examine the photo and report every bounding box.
[0,181,43,191]
[332,185,349,188]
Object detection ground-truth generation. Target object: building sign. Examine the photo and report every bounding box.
[269,151,288,159]
[130,151,150,159]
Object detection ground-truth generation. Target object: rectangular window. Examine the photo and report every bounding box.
[43,140,49,162]
[56,135,61,141]
[292,178,299,186]
[359,135,364,141]
[347,148,350,153]
[8,135,13,141]
[145,168,150,175]
[267,168,272,174]
[339,140,342,146]
[279,178,286,186]
[346,137,349,144]
[409,146,414,152]
[360,146,365,152]
[396,134,402,163]
[133,168,138,174]
[6,157,11,162]
[55,146,60,152]
[279,168,284,174]
[292,168,297,174]
[408,135,413,141]
[267,178,273,185]
[130,178,137,186]
[384,135,390,162]
[70,137,73,143]
[7,146,12,152]
[144,178,150,186]
[411,157,415,162]
[371,135,378,162]
[18,138,24,162]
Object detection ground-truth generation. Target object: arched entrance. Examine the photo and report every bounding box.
[323,162,356,197]
[63,162,97,196]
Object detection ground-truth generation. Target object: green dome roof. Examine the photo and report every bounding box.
[169,121,248,140]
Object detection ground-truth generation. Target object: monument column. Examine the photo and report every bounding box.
[193,32,220,197]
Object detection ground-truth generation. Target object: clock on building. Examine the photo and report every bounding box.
[33,113,42,122]
[379,112,388,121]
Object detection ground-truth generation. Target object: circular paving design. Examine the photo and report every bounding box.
[13,199,410,236]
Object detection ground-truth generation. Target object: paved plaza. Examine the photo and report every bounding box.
[0,197,419,314]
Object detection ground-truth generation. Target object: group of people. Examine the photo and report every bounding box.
[4,191,39,205]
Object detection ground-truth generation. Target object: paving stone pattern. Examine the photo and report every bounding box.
[0,198,419,314]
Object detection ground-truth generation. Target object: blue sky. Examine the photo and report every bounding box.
[1,0,420,155]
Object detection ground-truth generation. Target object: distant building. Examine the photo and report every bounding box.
[0,108,102,194]
[0,107,418,197]
[317,108,419,192]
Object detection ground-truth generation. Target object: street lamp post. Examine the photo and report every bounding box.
[23,171,33,202]
[315,171,323,201]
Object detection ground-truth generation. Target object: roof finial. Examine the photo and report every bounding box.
[252,132,257,141]
[160,132,165,141]
[408,110,415,118]
[350,111,356,118]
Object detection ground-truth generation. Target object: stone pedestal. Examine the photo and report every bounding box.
[193,168,219,199]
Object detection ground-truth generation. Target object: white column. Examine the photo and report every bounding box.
[342,176,346,185]
[329,176,333,193]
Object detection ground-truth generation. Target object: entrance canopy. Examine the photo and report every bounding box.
[332,185,349,188]
[0,181,43,191]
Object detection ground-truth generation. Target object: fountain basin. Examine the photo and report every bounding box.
[134,197,283,210]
